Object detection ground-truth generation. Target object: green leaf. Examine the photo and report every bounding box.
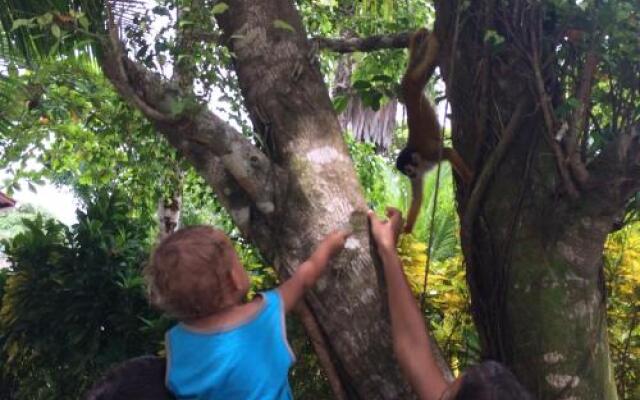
[361,90,383,111]
[566,97,582,109]
[483,30,505,46]
[333,95,349,113]
[372,74,393,83]
[212,2,229,15]
[36,13,54,26]
[273,19,295,32]
[152,6,170,16]
[48,40,60,57]
[78,16,90,30]
[353,80,371,90]
[11,18,32,31]
[51,24,61,39]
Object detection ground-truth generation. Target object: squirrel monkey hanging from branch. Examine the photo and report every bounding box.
[396,29,473,233]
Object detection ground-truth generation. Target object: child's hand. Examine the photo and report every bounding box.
[278,228,351,313]
[368,208,403,252]
[324,229,352,255]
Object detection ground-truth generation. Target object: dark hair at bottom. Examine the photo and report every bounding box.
[454,360,535,400]
[396,147,415,174]
[84,356,175,400]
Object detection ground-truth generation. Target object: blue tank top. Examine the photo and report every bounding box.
[165,290,295,399]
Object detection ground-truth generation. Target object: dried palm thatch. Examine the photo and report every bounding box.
[340,95,397,152]
[333,54,397,153]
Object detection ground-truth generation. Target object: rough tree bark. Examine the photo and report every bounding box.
[93,0,639,398]
[98,0,418,398]
[432,1,639,399]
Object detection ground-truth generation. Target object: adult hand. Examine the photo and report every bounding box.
[367,207,404,252]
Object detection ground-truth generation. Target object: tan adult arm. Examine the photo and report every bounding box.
[368,208,448,400]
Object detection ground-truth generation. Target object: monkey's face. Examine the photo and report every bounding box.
[397,149,436,179]
[396,148,418,178]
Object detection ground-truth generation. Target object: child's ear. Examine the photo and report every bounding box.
[229,266,245,291]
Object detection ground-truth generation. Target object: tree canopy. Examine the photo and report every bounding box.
[0,0,638,399]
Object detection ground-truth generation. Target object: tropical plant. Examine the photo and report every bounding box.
[0,56,180,212]
[0,203,50,241]
[0,190,168,399]
[605,222,640,399]
[0,0,638,398]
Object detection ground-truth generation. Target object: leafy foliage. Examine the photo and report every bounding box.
[1,56,180,214]
[0,203,50,241]
[0,0,638,398]
[605,222,640,399]
[0,190,169,399]
[350,138,479,374]
[349,137,460,260]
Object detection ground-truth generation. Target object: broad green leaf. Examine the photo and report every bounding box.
[352,80,371,90]
[78,16,90,30]
[51,24,61,39]
[333,95,349,113]
[11,18,32,31]
[36,13,53,26]
[212,2,229,15]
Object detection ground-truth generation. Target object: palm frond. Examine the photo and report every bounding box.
[333,54,398,152]
[0,0,149,64]
[340,96,397,152]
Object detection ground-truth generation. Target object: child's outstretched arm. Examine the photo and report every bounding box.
[278,229,351,313]
[368,208,447,400]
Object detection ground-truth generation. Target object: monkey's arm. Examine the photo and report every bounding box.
[405,178,424,233]
[369,209,448,400]
[443,148,473,184]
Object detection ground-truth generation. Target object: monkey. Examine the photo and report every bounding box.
[396,28,473,233]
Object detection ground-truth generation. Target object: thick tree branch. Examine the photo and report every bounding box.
[192,30,413,54]
[313,31,411,53]
[166,29,412,56]
[296,302,348,400]
[565,50,598,186]
[100,9,278,223]
[463,100,526,230]
[529,27,580,198]
[586,125,640,216]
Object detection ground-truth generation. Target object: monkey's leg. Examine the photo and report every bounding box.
[406,28,430,70]
[443,147,473,184]
[407,32,440,89]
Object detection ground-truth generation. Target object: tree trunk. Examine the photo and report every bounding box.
[157,194,181,239]
[207,3,414,397]
[101,1,415,393]
[157,168,183,239]
[97,0,638,398]
[432,1,629,398]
